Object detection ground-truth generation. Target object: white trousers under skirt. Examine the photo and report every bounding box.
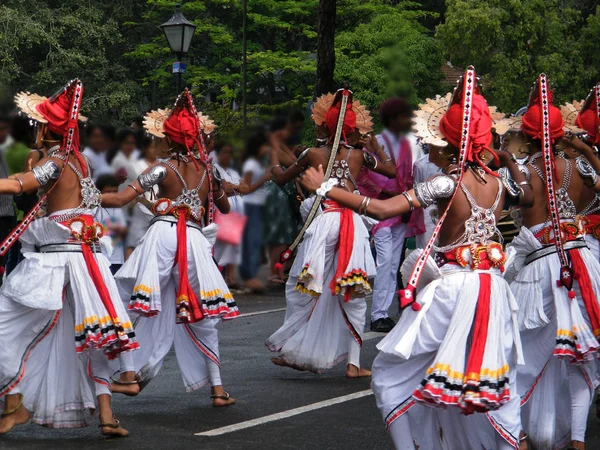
[372,224,406,322]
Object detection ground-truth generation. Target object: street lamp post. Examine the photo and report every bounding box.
[160,3,197,93]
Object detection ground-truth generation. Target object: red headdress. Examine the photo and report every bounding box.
[575,84,600,145]
[325,88,357,142]
[161,88,205,170]
[401,66,493,311]
[1,80,87,256]
[521,79,565,143]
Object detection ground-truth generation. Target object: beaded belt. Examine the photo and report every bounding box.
[524,239,588,266]
[38,242,102,253]
[150,215,203,233]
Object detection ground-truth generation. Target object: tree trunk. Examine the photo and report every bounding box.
[315,0,336,97]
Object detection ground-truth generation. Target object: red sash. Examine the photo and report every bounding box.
[324,200,355,302]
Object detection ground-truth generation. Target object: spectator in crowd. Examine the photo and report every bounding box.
[83,124,116,181]
[96,174,128,274]
[284,109,306,151]
[213,141,245,288]
[239,131,271,292]
[264,116,302,285]
[110,128,140,187]
[5,116,33,177]
[124,136,159,259]
[0,115,16,281]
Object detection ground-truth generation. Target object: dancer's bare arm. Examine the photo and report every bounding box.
[102,165,166,208]
[361,135,396,178]
[0,157,64,195]
[300,164,418,220]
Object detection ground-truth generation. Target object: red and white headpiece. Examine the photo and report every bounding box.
[575,83,600,145]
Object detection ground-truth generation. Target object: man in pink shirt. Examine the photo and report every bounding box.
[359,98,424,332]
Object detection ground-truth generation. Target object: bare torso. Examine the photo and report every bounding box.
[42,152,89,214]
[434,169,506,248]
[155,157,211,204]
[521,156,583,228]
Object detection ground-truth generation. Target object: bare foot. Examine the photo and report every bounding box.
[111,372,140,397]
[271,357,306,371]
[99,417,129,438]
[0,403,30,435]
[519,432,528,450]
[568,441,585,450]
[211,386,236,407]
[346,364,372,378]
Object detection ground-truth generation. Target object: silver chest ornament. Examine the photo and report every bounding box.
[176,188,203,221]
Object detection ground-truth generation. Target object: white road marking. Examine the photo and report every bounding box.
[238,308,286,318]
[363,331,386,341]
[195,389,373,437]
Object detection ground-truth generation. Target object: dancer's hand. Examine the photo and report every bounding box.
[300,164,325,193]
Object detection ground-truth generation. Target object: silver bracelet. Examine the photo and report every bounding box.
[358,196,368,214]
[316,178,339,197]
[128,184,142,196]
[215,190,226,201]
[364,197,372,214]
[402,191,415,211]
[15,178,24,196]
[517,180,531,187]
[382,158,392,164]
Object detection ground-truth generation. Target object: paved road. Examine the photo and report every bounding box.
[2,289,600,450]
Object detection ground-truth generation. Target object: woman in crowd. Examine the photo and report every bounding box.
[213,141,246,289]
[239,132,271,292]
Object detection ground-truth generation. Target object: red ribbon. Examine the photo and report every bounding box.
[325,201,355,302]
[570,249,600,337]
[175,210,204,322]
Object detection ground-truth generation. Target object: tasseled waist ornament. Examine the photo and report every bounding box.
[435,242,506,272]
[583,214,600,239]
[534,219,584,245]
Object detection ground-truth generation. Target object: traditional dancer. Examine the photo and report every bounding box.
[265,87,395,376]
[561,86,600,261]
[506,74,600,450]
[0,80,138,436]
[301,67,532,449]
[101,89,238,407]
[359,98,423,332]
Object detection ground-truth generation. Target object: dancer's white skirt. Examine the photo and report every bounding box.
[116,219,237,391]
[265,208,375,372]
[372,250,522,449]
[117,220,238,319]
[0,214,136,428]
[507,226,600,449]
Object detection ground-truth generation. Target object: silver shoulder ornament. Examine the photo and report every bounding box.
[138,164,168,191]
[363,152,376,169]
[498,167,521,198]
[295,148,310,166]
[414,174,457,208]
[575,156,599,186]
[32,160,61,186]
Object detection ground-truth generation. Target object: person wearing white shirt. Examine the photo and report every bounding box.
[110,129,141,188]
[369,99,423,333]
[413,149,443,248]
[239,133,271,292]
[213,143,245,288]
[82,125,115,181]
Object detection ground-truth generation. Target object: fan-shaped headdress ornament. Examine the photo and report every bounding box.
[311,92,374,136]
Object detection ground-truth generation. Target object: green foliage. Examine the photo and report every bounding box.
[437,1,600,113]
[0,0,444,140]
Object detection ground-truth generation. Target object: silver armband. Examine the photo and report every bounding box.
[138,165,168,191]
[363,152,377,170]
[576,156,599,185]
[32,160,61,186]
[413,174,457,208]
[295,148,310,166]
[498,167,521,198]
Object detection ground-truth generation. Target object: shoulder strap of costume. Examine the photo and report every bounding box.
[280,89,350,263]
[539,74,574,291]
[398,66,476,311]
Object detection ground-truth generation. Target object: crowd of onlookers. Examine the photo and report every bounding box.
[0,110,308,293]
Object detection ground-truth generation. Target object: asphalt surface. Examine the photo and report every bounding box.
[1,288,600,450]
